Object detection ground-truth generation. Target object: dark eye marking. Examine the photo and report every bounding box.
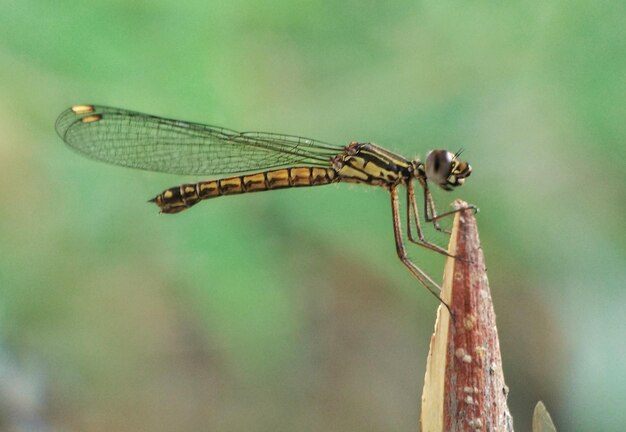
[433,155,440,172]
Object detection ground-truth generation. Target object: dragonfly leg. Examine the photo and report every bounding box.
[406,182,455,258]
[427,202,479,223]
[417,178,448,234]
[391,187,451,312]
[420,179,477,234]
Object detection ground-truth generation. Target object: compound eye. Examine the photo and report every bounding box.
[425,150,453,186]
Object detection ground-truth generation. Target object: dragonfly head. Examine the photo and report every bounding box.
[418,149,471,191]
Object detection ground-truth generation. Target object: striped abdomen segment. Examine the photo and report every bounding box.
[151,167,337,214]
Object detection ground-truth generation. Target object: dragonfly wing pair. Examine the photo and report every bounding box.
[55,105,341,176]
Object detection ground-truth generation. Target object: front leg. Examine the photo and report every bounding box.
[420,178,477,234]
[406,181,455,258]
[419,178,449,234]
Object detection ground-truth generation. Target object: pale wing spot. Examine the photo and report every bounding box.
[71,105,95,114]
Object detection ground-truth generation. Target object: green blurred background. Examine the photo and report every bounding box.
[1,1,624,431]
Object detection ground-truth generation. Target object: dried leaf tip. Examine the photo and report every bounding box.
[421,201,513,431]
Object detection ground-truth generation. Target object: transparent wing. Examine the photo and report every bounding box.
[55,105,343,176]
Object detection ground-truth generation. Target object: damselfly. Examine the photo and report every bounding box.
[56,105,474,304]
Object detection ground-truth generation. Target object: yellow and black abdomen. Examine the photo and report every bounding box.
[151,167,337,214]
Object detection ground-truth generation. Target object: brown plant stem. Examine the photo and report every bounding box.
[421,200,513,432]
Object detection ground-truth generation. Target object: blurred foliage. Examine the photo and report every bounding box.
[0,0,624,431]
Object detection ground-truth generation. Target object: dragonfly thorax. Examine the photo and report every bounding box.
[332,142,413,187]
